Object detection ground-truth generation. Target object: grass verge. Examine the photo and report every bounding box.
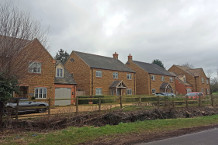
[2,115,218,145]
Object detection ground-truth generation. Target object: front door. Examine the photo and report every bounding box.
[19,86,28,98]
[117,88,121,96]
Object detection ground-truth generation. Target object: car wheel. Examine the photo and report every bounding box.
[37,105,47,113]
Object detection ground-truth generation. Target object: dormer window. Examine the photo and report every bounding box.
[28,62,41,73]
[57,68,64,77]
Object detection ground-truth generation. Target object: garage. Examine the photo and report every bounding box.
[55,88,72,106]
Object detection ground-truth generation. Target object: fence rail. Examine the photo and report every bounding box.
[4,95,218,120]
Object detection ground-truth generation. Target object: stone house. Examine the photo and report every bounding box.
[65,51,136,96]
[169,65,210,95]
[126,55,176,95]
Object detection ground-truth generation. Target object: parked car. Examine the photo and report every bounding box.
[185,92,204,100]
[5,98,48,114]
[162,93,176,97]
[155,92,176,97]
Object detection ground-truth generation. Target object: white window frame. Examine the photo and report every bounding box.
[152,89,156,94]
[34,87,47,99]
[127,89,132,95]
[127,74,132,80]
[56,68,64,77]
[151,75,155,81]
[28,62,41,74]
[201,77,204,83]
[113,72,118,79]
[161,76,165,82]
[96,88,102,95]
[170,77,173,82]
[206,79,209,84]
[96,71,102,77]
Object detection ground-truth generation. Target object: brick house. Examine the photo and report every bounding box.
[169,65,210,95]
[65,51,136,96]
[54,61,76,106]
[170,72,193,95]
[8,38,56,102]
[126,55,176,95]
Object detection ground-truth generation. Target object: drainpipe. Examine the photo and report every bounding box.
[91,68,94,96]
[134,73,136,95]
[195,77,197,92]
[149,74,151,95]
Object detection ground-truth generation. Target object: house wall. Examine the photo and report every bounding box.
[175,79,192,95]
[126,61,148,95]
[91,68,136,95]
[149,74,176,95]
[196,71,210,94]
[65,52,91,95]
[13,39,55,104]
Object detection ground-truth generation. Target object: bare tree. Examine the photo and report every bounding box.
[0,2,48,126]
[181,63,194,69]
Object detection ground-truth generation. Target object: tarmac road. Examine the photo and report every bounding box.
[138,128,218,145]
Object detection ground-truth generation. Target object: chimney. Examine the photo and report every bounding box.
[128,54,132,62]
[113,52,118,59]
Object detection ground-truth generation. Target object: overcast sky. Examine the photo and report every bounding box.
[3,0,218,77]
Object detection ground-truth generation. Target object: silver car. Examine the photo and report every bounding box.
[5,98,48,114]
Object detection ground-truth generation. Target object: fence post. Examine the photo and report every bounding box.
[98,97,101,112]
[185,95,188,108]
[172,96,175,108]
[120,96,123,109]
[211,94,214,107]
[15,99,19,121]
[76,96,79,114]
[198,95,201,107]
[48,98,51,116]
[139,96,142,106]
[157,96,160,109]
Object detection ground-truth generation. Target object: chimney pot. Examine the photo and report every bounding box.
[128,54,132,62]
[113,52,118,59]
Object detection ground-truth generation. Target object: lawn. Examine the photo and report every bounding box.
[2,115,218,145]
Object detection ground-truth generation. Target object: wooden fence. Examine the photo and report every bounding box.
[4,95,218,120]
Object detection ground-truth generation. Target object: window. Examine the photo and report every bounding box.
[96,88,102,95]
[201,88,204,93]
[170,77,173,82]
[56,68,63,77]
[201,77,204,83]
[161,76,165,81]
[34,87,47,99]
[184,77,187,83]
[206,79,209,84]
[29,62,41,73]
[96,71,102,77]
[207,89,210,94]
[127,74,132,80]
[151,75,155,81]
[113,72,118,79]
[152,89,156,94]
[127,89,132,95]
[187,88,192,93]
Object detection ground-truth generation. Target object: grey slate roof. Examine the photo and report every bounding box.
[74,51,135,73]
[133,61,175,76]
[55,61,77,85]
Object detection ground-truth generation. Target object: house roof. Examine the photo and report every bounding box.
[133,61,175,76]
[73,51,135,73]
[174,65,205,77]
[55,61,77,85]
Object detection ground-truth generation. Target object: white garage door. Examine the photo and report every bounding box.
[55,88,71,106]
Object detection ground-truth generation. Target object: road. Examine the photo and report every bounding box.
[137,128,218,145]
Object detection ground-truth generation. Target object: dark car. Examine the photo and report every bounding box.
[5,98,48,114]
